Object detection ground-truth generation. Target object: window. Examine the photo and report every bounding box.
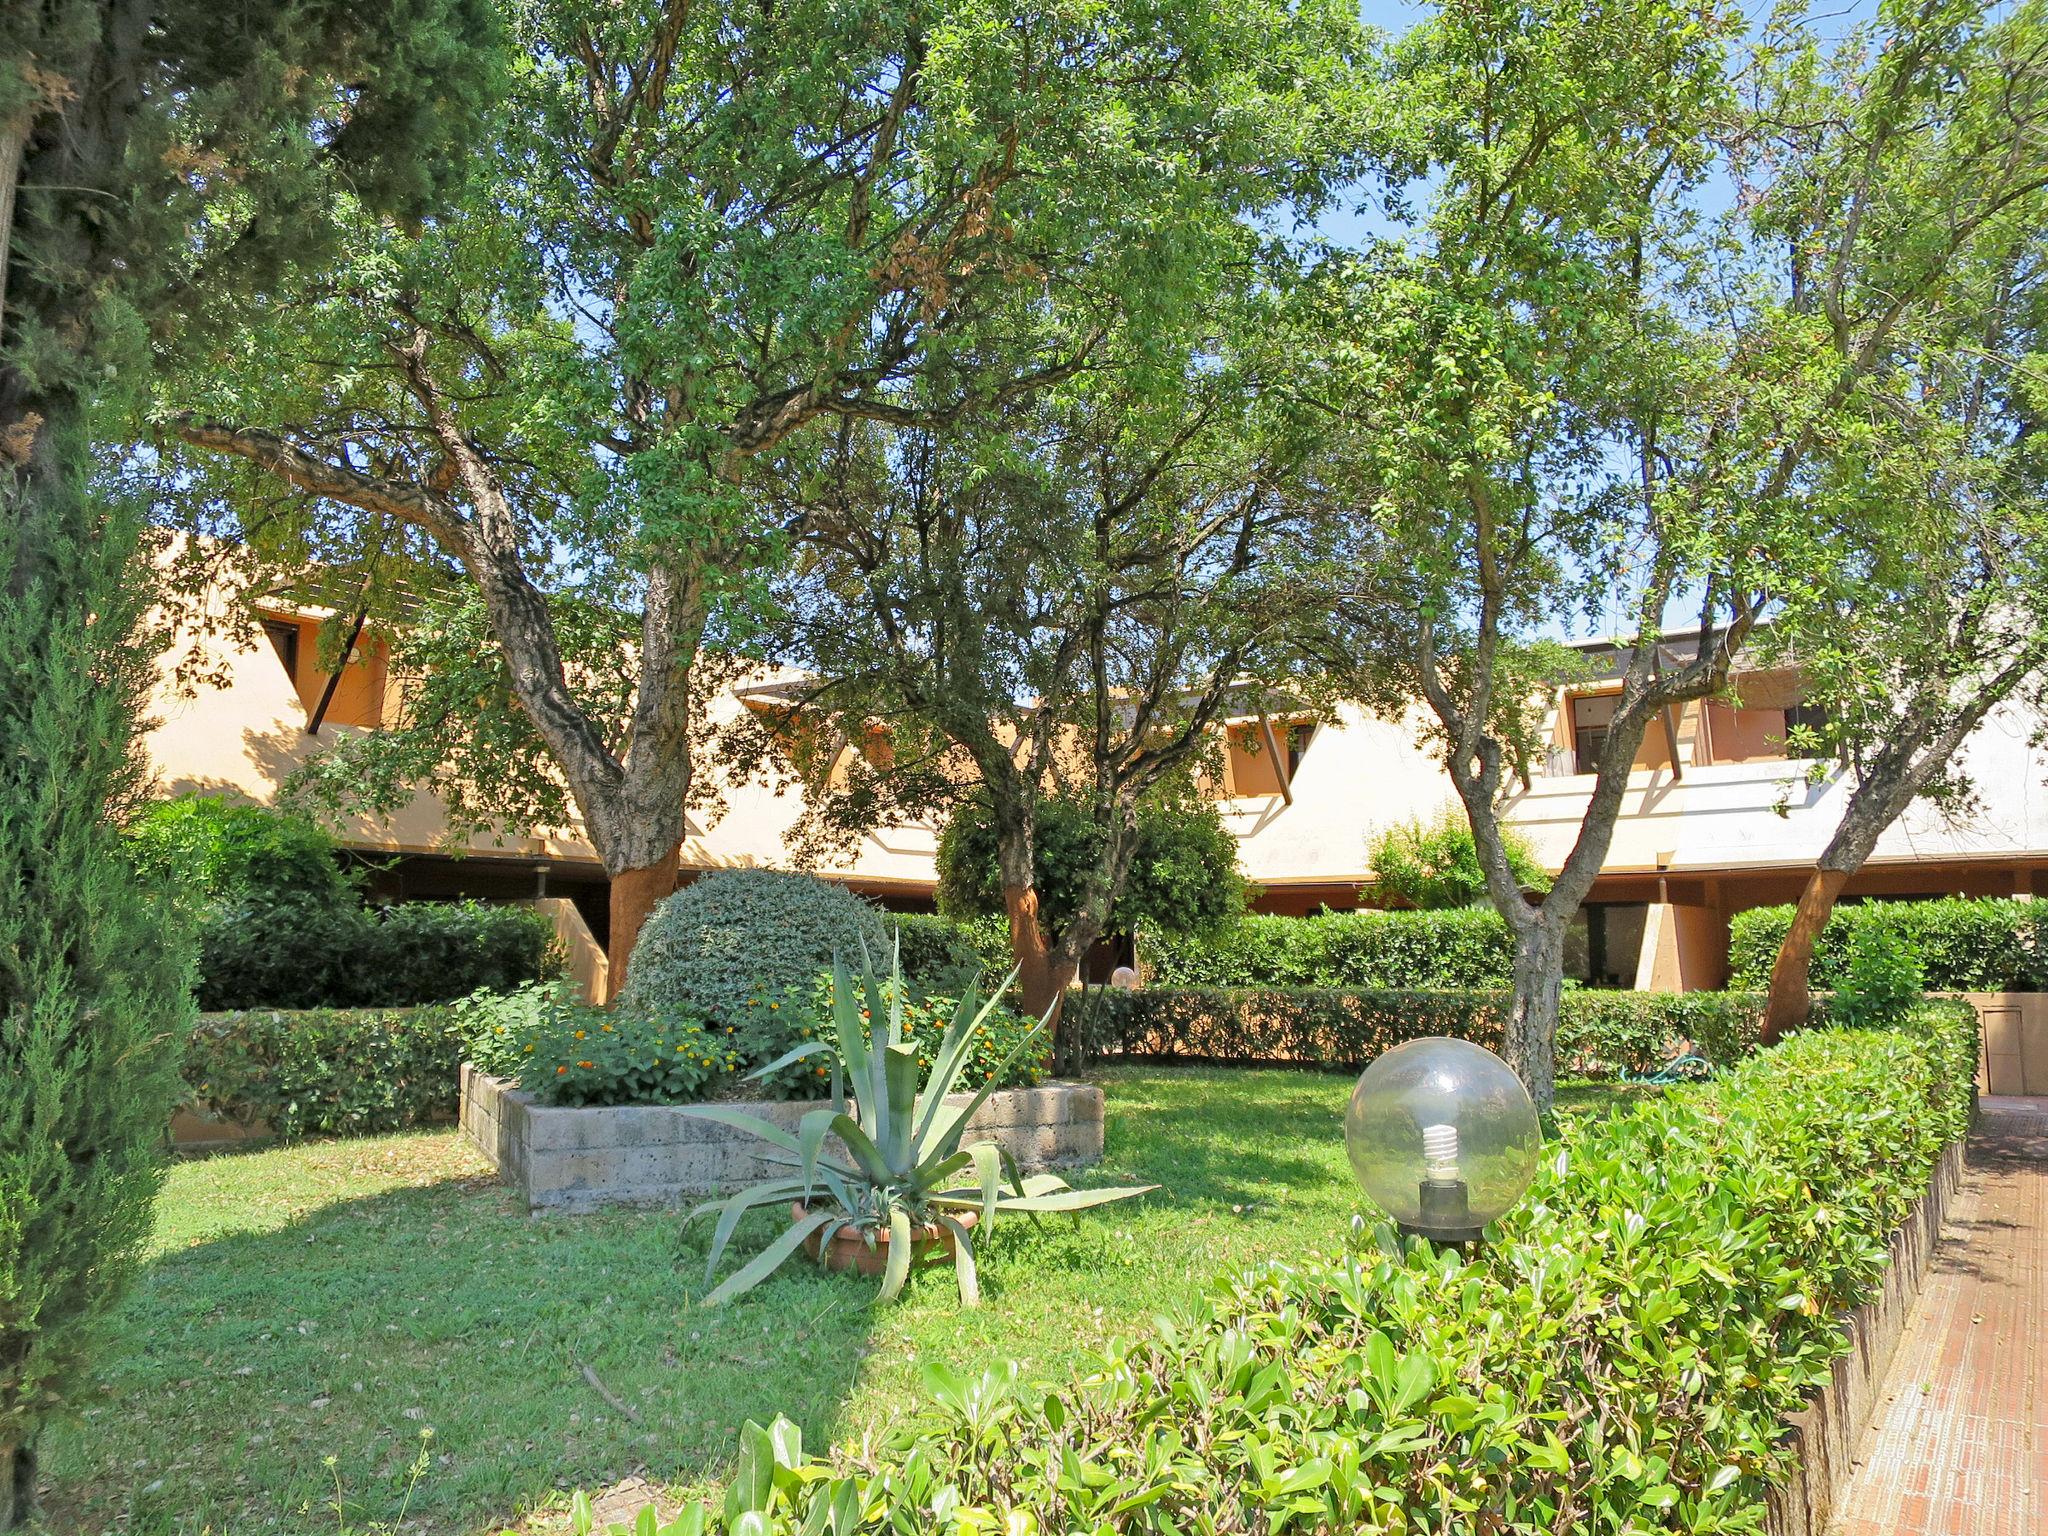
[1782,699,1828,744]
[1221,719,1316,797]
[1570,695,1617,775]
[262,618,300,681]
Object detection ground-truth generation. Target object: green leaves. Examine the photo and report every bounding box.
[687,946,1152,1307]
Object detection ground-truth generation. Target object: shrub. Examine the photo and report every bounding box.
[127,793,356,910]
[184,1007,466,1138]
[1368,809,1551,909]
[620,869,889,1029]
[570,1004,1976,1536]
[195,898,556,1011]
[1139,907,1516,989]
[459,972,1045,1108]
[888,912,987,995]
[1833,924,1927,1029]
[1728,895,2047,992]
[937,793,1247,938]
[458,981,744,1108]
[1074,985,1763,1075]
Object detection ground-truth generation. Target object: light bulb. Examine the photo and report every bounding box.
[1421,1122,1460,1180]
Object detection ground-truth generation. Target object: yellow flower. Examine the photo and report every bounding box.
[573,1030,587,1040]
[523,1043,534,1054]
[769,1001,779,1011]
[600,1023,614,1033]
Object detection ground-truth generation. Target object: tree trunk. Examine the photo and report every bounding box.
[1760,866,1855,1044]
[1505,920,1566,1113]
[606,845,680,994]
[0,1439,31,1530]
[1004,882,1078,1022]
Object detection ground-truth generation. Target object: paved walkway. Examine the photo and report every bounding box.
[1827,1097,2048,1536]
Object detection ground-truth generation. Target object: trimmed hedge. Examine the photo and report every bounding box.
[1074,985,1764,1075]
[1139,907,1515,989]
[574,1002,1977,1536]
[1728,895,2048,993]
[196,898,557,1011]
[184,1006,464,1138]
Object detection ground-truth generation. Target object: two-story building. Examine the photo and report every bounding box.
[145,585,2048,998]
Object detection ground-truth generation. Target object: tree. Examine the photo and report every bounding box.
[1303,0,2048,1107]
[1756,221,2048,1040]
[1369,810,1549,911]
[729,281,1357,1035]
[1,4,497,1521]
[937,791,1248,944]
[161,0,1375,984]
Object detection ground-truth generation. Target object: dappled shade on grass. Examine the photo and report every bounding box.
[41,1068,1642,1534]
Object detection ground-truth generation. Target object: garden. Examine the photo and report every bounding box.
[31,799,1992,1534]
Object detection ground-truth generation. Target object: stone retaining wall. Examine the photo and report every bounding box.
[1765,1128,1968,1536]
[460,1064,1107,1213]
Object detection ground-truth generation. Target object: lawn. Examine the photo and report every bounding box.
[41,1068,1647,1536]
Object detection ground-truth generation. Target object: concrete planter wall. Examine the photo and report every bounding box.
[460,1064,1107,1213]
[1764,1130,1967,1536]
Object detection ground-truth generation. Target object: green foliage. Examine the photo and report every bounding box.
[127,794,356,910]
[888,914,988,998]
[195,899,556,1012]
[1369,810,1551,909]
[746,976,1046,1102]
[460,982,743,1109]
[620,869,889,1030]
[684,951,1151,1306]
[1076,986,1762,1076]
[183,1007,467,1139]
[1832,926,1928,1031]
[0,482,195,1513]
[1141,908,1517,989]
[938,794,1248,938]
[574,1006,1975,1534]
[1729,897,2048,993]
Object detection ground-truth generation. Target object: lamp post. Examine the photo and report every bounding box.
[1345,1037,1541,1245]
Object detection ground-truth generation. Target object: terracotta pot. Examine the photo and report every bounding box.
[792,1202,978,1277]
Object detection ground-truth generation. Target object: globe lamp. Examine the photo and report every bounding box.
[1345,1037,1541,1243]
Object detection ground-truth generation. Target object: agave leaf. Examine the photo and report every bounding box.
[928,1014,1048,1160]
[831,1112,894,1186]
[831,953,872,1119]
[914,1147,973,1189]
[938,1213,981,1307]
[698,1179,810,1282]
[676,1105,804,1157]
[703,1209,841,1306]
[911,984,1014,1147]
[744,1038,833,1082]
[876,1205,913,1304]
[882,1044,921,1169]
[749,1147,860,1182]
[1017,1170,1067,1197]
[997,1184,1159,1214]
[969,1142,1004,1228]
[796,1108,839,1200]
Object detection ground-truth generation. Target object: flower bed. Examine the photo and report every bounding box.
[459,1066,1105,1213]
[566,1000,1977,1534]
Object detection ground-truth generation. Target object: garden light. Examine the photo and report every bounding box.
[1345,1037,1541,1244]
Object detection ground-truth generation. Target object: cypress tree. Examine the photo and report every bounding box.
[0,432,190,1524]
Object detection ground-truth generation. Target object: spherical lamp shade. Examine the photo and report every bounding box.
[1345,1037,1541,1242]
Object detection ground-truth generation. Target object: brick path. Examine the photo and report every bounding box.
[1827,1097,2048,1536]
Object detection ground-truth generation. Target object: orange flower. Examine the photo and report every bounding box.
[556,1065,568,1075]
[577,1060,595,1069]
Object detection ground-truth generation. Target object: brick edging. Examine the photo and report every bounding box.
[1764,1127,1969,1536]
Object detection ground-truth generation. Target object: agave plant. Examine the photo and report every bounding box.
[681,947,1154,1306]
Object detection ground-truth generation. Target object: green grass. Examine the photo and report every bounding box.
[40,1068,1644,1536]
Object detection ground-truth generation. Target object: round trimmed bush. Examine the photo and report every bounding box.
[620,868,890,1034]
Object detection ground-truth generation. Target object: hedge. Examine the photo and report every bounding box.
[1728,895,2048,993]
[1073,985,1765,1076]
[573,1002,1977,1536]
[1139,907,1515,989]
[196,898,558,1011]
[183,1006,465,1138]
